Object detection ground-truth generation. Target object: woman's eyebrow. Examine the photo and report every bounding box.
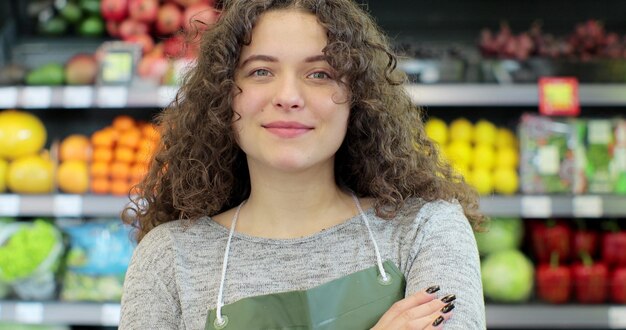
[240,54,328,67]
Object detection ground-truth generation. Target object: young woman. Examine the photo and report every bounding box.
[119,0,486,329]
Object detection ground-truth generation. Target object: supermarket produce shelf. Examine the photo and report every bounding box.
[3,84,626,109]
[1,194,626,218]
[0,302,625,328]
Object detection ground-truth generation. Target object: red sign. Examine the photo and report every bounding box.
[538,77,580,116]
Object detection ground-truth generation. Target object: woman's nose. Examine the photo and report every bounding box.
[272,75,304,111]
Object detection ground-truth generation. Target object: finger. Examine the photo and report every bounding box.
[382,298,447,330]
[425,303,455,330]
[372,285,440,329]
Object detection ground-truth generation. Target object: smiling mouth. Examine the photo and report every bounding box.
[262,123,313,138]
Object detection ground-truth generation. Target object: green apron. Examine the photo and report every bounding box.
[205,195,406,330]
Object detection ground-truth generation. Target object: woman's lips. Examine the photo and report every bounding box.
[263,121,313,138]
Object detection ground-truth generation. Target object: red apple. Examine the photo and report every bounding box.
[65,54,98,85]
[156,3,183,35]
[164,35,186,58]
[101,0,128,22]
[106,21,121,37]
[172,0,214,7]
[137,56,169,80]
[119,19,150,39]
[129,0,159,23]
[183,3,218,31]
[125,33,155,54]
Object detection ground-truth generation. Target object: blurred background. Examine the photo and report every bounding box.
[0,0,626,329]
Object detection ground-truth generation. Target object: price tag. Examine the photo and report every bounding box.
[53,195,82,217]
[0,87,18,108]
[609,307,626,328]
[158,86,178,107]
[21,87,52,108]
[63,86,93,108]
[521,196,552,218]
[573,196,603,218]
[97,87,128,108]
[15,302,44,324]
[101,304,121,326]
[0,195,20,217]
[538,77,580,116]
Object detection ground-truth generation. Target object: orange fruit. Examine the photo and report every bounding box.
[59,134,91,162]
[91,129,116,148]
[92,147,113,163]
[90,177,110,194]
[112,115,136,131]
[90,161,110,178]
[118,128,142,149]
[57,160,89,194]
[110,161,130,180]
[130,163,149,181]
[141,124,160,141]
[110,179,130,196]
[114,146,135,163]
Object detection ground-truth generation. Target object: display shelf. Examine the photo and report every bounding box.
[0,302,624,328]
[2,84,626,109]
[1,194,625,218]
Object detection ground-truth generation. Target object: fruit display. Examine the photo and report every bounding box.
[520,114,626,194]
[89,115,160,195]
[35,0,104,37]
[59,219,134,302]
[0,219,64,300]
[425,117,520,195]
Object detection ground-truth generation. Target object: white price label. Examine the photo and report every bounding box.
[21,87,52,108]
[521,196,552,218]
[0,87,18,108]
[63,86,93,108]
[609,307,626,328]
[15,302,44,324]
[53,195,82,217]
[0,195,20,217]
[158,86,177,107]
[97,87,128,107]
[573,196,603,218]
[101,304,121,326]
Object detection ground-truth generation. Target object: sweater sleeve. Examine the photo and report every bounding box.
[119,225,183,329]
[405,201,486,330]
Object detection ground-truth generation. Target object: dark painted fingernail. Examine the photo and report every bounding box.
[441,302,455,314]
[432,315,444,326]
[441,294,456,303]
[425,285,440,294]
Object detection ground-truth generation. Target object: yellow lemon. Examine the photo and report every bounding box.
[469,168,493,195]
[7,154,54,194]
[495,128,518,149]
[495,146,519,168]
[452,163,470,181]
[449,118,473,143]
[445,140,472,167]
[472,144,495,170]
[425,118,448,146]
[473,119,497,146]
[0,158,7,193]
[493,167,519,195]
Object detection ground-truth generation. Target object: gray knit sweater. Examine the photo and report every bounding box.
[119,199,486,329]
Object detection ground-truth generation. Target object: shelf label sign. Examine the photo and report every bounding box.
[538,77,580,116]
[21,87,52,108]
[0,87,18,108]
[0,194,20,217]
[53,195,83,217]
[609,307,626,328]
[97,86,128,107]
[63,86,94,108]
[521,195,552,218]
[101,304,121,326]
[573,195,603,218]
[15,302,44,324]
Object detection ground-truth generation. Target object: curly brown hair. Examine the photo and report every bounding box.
[122,0,485,243]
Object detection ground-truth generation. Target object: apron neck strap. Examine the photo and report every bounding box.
[214,193,388,326]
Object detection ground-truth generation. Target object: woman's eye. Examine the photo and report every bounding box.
[251,69,271,77]
[308,71,331,79]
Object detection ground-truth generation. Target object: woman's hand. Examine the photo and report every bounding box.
[371,286,455,329]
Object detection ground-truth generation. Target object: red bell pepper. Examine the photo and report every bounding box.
[532,219,571,263]
[572,220,598,259]
[536,252,571,303]
[601,222,626,267]
[611,267,626,304]
[572,253,608,304]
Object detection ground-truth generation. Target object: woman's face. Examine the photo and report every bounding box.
[232,9,350,174]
